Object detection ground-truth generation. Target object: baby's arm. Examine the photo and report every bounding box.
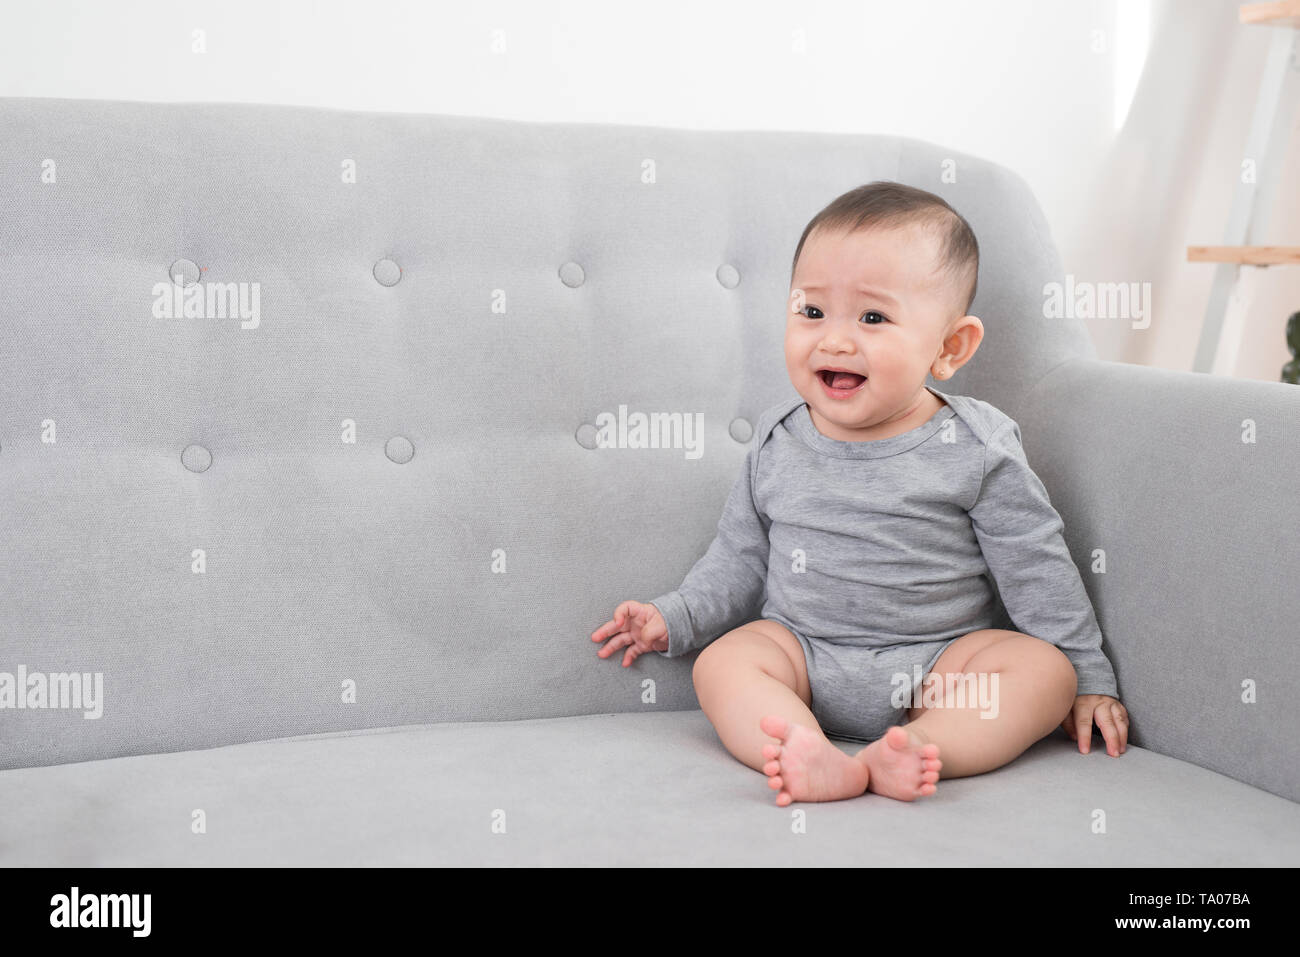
[970,421,1130,755]
[649,441,772,658]
[969,420,1119,700]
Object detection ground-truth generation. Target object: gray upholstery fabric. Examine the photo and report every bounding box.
[1021,356,1300,803]
[1,97,1297,862]
[0,97,1099,771]
[0,712,1295,867]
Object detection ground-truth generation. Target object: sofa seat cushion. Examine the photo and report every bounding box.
[2,711,1296,866]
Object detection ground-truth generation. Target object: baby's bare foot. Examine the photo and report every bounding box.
[759,715,869,806]
[857,726,942,801]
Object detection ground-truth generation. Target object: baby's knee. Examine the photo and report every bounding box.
[691,642,718,683]
[691,630,740,682]
[691,624,778,683]
[1035,639,1078,703]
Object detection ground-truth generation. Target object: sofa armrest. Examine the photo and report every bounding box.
[1014,356,1300,803]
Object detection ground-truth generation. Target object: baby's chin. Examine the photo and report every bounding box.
[805,385,928,429]
[805,394,880,427]
[817,408,882,431]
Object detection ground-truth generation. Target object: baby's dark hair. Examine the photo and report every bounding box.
[791,181,979,318]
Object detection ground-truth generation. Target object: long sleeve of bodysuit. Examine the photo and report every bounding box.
[969,421,1119,698]
[649,444,770,658]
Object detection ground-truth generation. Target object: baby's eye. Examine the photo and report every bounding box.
[796,305,889,324]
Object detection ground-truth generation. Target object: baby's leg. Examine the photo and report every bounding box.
[691,621,821,771]
[692,621,869,803]
[888,629,1078,779]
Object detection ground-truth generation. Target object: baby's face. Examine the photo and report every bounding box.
[785,223,957,440]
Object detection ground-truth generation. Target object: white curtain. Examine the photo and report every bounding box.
[1068,0,1300,381]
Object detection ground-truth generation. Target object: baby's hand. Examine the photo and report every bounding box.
[590,600,668,667]
[1061,694,1129,757]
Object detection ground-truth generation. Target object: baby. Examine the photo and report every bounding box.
[591,181,1129,804]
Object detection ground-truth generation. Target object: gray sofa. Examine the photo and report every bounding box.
[1,97,1297,866]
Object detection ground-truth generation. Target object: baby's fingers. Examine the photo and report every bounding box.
[597,632,633,659]
[622,644,645,668]
[590,601,638,642]
[1094,706,1122,757]
[1115,703,1129,753]
[1074,711,1095,753]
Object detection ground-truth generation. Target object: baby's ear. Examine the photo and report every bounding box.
[942,315,984,373]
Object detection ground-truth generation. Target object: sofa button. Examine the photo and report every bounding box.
[170,259,200,287]
[716,263,740,289]
[373,258,402,286]
[575,423,598,449]
[559,261,585,288]
[385,436,414,464]
[181,444,211,473]
[729,417,753,443]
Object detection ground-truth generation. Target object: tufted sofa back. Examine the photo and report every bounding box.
[0,98,1095,768]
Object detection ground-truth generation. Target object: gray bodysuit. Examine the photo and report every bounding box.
[650,385,1118,743]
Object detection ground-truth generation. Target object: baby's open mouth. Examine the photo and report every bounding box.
[817,369,867,390]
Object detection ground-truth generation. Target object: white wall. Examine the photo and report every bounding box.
[2,0,1294,381]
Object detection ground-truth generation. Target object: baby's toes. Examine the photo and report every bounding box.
[762,743,781,761]
[763,759,781,776]
[759,714,789,740]
[768,775,784,791]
